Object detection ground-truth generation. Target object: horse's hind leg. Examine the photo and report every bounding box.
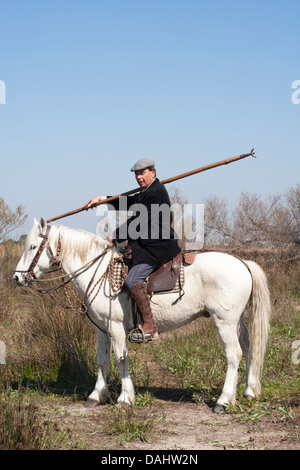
[85,328,111,407]
[212,317,243,413]
[237,313,249,359]
[237,314,255,400]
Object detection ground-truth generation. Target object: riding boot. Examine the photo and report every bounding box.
[129,282,159,343]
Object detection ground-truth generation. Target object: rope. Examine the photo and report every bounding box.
[33,246,128,316]
[33,246,111,314]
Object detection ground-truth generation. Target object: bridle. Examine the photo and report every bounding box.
[14,226,122,328]
[15,225,54,281]
[15,224,113,288]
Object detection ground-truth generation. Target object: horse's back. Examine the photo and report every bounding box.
[188,251,253,313]
[193,251,252,285]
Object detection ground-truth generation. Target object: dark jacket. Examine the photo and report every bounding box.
[109,179,181,265]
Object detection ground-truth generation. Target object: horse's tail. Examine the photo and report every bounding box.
[243,260,271,396]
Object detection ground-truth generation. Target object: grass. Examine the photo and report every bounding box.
[0,385,81,450]
[104,405,160,443]
[0,240,299,448]
[152,321,225,390]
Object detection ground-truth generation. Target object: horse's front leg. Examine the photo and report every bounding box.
[85,328,111,407]
[110,322,135,407]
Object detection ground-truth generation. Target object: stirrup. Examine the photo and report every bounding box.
[129,327,159,343]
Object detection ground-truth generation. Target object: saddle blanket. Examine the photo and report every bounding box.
[108,254,186,296]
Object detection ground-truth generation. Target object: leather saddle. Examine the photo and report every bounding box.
[146,250,198,294]
[110,249,198,296]
[146,252,182,293]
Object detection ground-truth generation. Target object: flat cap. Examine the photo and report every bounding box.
[130,159,155,172]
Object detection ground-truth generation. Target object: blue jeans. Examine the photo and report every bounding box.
[125,263,157,290]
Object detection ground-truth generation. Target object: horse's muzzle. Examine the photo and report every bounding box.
[13,272,31,287]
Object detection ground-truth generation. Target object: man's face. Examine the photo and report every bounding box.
[134,168,156,188]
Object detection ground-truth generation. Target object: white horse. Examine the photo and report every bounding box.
[13,217,271,413]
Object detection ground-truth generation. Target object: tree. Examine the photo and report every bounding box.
[203,195,232,246]
[203,184,300,262]
[285,183,300,245]
[169,186,204,250]
[0,198,28,242]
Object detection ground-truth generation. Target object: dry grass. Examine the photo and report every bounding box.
[0,239,299,449]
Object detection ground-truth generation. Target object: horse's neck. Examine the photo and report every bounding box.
[51,226,112,278]
[62,252,110,275]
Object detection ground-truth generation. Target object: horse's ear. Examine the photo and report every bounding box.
[39,217,47,233]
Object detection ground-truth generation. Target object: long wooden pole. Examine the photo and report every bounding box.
[46,148,255,223]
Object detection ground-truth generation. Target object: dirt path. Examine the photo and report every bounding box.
[49,397,299,451]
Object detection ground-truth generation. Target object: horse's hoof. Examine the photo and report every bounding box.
[116,401,131,409]
[84,398,99,408]
[245,395,254,401]
[213,403,225,414]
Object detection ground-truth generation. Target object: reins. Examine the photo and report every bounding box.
[37,255,111,315]
[16,225,114,315]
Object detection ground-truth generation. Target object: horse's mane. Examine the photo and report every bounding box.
[49,225,111,263]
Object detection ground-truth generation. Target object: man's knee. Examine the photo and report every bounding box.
[125,263,156,290]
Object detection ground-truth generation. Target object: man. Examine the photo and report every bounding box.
[84,159,181,342]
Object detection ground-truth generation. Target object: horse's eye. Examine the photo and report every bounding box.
[30,245,37,250]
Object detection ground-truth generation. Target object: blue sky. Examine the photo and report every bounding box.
[1,0,299,237]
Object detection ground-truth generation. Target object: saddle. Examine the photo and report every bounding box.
[146,252,182,294]
[109,249,198,296]
[146,250,197,294]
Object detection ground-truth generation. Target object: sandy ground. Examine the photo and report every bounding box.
[49,395,299,451]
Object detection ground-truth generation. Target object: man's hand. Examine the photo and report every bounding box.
[83,196,104,210]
